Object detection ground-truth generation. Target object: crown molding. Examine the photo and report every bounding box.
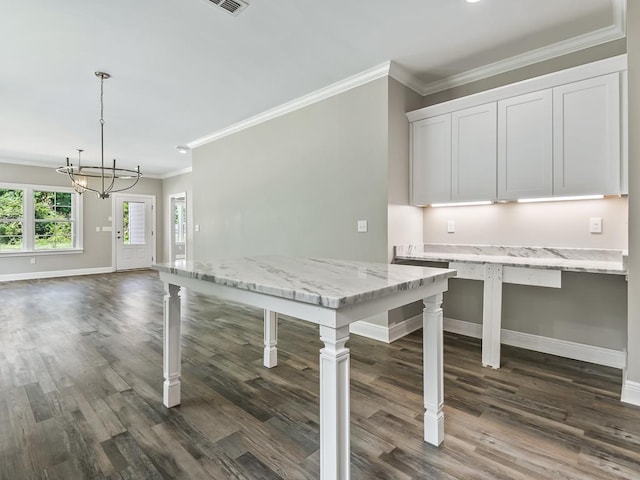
[388,61,423,95]
[0,157,59,169]
[419,0,626,96]
[188,61,392,149]
[160,166,193,180]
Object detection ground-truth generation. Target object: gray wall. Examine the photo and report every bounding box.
[419,42,629,352]
[192,78,389,263]
[0,162,162,276]
[387,78,425,325]
[627,2,640,384]
[444,273,627,350]
[162,171,193,263]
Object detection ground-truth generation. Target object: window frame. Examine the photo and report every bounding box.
[0,182,83,257]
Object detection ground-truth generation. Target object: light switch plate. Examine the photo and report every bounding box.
[447,220,455,233]
[357,220,368,233]
[589,217,602,234]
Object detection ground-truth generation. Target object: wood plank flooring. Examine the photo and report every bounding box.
[0,270,638,479]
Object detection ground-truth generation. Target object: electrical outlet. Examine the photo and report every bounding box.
[30,257,36,264]
[357,220,368,233]
[589,217,602,234]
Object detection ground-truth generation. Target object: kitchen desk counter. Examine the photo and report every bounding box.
[394,244,626,275]
[394,244,627,369]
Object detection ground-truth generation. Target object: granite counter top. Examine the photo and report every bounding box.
[394,244,626,275]
[154,256,456,308]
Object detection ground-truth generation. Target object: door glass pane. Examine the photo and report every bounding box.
[174,202,186,244]
[123,201,146,245]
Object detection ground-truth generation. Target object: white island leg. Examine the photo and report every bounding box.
[482,264,503,369]
[163,283,182,408]
[263,310,278,368]
[423,293,444,446]
[319,325,350,480]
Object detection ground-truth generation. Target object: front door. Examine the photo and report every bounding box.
[113,194,155,271]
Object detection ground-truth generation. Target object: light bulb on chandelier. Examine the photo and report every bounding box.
[57,71,142,199]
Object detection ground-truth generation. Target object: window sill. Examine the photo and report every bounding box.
[0,249,84,258]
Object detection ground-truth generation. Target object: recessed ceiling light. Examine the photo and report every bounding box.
[466,0,481,3]
[175,145,191,154]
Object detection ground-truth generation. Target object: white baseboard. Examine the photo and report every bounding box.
[443,317,626,369]
[621,378,640,406]
[0,267,113,283]
[388,314,423,343]
[349,320,390,343]
[350,313,424,344]
[443,317,483,338]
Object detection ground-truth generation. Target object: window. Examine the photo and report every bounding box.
[34,191,74,249]
[0,184,82,255]
[0,189,23,251]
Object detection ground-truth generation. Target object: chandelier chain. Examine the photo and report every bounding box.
[100,74,105,126]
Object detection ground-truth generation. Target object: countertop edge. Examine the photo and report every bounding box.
[394,254,626,276]
[154,261,457,309]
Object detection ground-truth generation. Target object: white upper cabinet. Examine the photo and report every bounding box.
[411,114,451,205]
[451,103,497,202]
[553,73,621,196]
[406,55,626,205]
[498,90,553,200]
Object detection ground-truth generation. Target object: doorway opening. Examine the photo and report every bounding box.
[170,193,187,264]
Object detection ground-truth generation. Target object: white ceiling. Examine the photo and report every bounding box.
[0,0,623,177]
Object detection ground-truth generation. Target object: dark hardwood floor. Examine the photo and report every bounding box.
[0,270,638,479]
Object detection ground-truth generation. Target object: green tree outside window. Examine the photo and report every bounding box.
[0,189,24,251]
[34,191,74,249]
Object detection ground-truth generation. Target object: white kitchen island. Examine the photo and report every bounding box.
[153,256,455,480]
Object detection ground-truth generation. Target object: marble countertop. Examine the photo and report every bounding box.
[394,244,627,275]
[154,256,456,309]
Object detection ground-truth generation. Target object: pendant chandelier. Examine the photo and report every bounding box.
[57,71,142,199]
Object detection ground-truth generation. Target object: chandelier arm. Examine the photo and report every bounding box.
[57,167,141,179]
[103,165,117,197]
[106,175,142,194]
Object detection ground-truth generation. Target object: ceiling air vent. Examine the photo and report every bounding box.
[206,0,248,16]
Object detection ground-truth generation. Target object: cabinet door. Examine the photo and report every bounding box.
[452,103,497,202]
[411,114,451,205]
[553,73,620,196]
[498,90,553,200]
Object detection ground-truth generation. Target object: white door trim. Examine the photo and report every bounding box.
[111,193,157,271]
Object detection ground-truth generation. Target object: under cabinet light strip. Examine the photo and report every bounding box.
[517,195,604,203]
[430,201,493,208]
